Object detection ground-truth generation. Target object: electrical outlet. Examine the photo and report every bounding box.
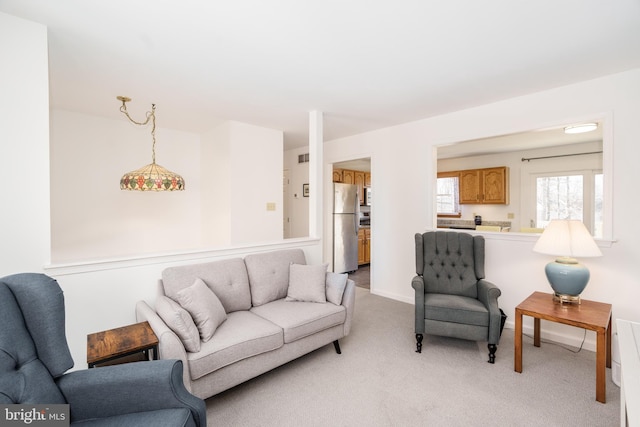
[507,213,514,219]
[266,202,276,211]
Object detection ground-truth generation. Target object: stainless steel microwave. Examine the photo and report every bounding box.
[365,187,371,206]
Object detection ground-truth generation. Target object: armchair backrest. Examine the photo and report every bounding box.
[415,231,485,298]
[0,273,73,404]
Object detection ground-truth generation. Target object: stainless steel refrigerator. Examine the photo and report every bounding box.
[333,183,359,273]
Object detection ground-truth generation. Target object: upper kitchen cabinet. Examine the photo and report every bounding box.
[333,168,371,206]
[354,171,366,205]
[342,169,355,184]
[459,166,509,204]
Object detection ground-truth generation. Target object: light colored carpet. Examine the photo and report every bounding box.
[206,288,619,426]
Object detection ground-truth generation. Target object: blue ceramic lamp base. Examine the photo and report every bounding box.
[545,257,590,304]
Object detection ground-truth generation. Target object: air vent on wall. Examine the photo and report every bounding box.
[298,153,310,164]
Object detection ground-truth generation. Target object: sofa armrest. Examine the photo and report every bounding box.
[341,279,356,336]
[56,360,206,427]
[135,300,192,391]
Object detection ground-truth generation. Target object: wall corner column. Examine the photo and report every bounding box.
[309,111,323,239]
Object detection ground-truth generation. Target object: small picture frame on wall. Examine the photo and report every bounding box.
[303,183,309,197]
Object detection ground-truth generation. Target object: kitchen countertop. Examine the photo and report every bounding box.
[437,219,511,230]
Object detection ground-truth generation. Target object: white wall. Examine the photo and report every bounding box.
[201,124,231,245]
[283,146,310,238]
[228,121,283,244]
[50,111,284,261]
[201,121,284,246]
[324,69,640,351]
[0,12,50,272]
[50,110,203,262]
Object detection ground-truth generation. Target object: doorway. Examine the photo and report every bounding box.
[332,157,371,290]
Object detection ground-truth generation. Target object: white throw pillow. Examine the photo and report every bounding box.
[155,295,201,352]
[326,272,348,305]
[176,278,227,342]
[286,263,328,303]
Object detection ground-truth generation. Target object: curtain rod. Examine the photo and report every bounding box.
[521,151,602,162]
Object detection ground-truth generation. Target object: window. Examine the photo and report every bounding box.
[437,173,460,216]
[533,170,602,237]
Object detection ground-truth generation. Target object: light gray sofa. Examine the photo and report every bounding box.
[136,249,355,399]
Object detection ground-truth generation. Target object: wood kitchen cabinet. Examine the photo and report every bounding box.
[341,170,355,184]
[333,168,370,205]
[459,166,509,205]
[358,228,371,265]
[354,171,365,205]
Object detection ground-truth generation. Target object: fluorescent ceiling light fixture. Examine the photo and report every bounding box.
[564,123,598,134]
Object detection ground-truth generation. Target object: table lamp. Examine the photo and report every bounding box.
[532,219,602,304]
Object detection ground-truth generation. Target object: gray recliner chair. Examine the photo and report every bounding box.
[412,231,504,363]
[0,273,206,426]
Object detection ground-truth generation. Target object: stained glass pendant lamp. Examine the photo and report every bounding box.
[117,96,185,191]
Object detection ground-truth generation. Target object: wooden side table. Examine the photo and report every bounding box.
[514,291,612,403]
[87,321,159,368]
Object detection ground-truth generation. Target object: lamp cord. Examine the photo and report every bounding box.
[119,101,157,164]
[523,329,587,354]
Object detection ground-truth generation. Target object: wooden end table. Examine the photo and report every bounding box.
[87,321,159,368]
[514,291,612,403]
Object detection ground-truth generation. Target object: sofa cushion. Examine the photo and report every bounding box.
[162,258,251,313]
[251,299,346,344]
[286,263,328,303]
[325,272,348,305]
[155,295,201,353]
[245,249,306,307]
[186,311,283,380]
[176,278,227,342]
[423,293,489,327]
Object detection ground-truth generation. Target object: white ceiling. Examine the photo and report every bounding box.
[2,1,640,150]
[437,121,604,159]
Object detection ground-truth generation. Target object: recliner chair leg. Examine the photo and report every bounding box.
[333,340,341,354]
[488,344,497,364]
[416,334,423,353]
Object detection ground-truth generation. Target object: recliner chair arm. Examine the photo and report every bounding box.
[56,359,206,427]
[411,276,425,334]
[477,279,503,345]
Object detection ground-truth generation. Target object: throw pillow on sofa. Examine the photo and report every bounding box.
[325,272,348,305]
[176,278,227,342]
[286,263,328,303]
[155,295,201,352]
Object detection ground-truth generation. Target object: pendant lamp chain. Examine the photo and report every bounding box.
[117,96,185,191]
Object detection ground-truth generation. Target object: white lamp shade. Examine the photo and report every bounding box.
[533,219,602,258]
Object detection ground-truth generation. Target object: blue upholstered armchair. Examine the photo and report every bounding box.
[0,273,206,426]
[412,231,504,363]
